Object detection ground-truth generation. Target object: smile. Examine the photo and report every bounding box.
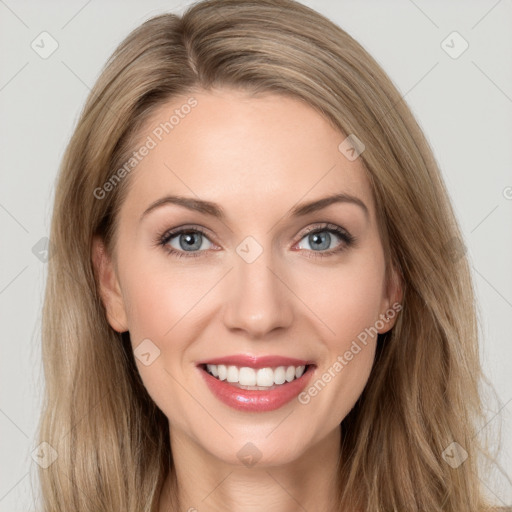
[196,355,316,412]
[205,363,307,388]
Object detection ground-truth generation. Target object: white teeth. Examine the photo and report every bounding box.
[217,364,227,381]
[204,363,308,386]
[226,365,238,382]
[206,364,219,377]
[239,367,256,386]
[274,366,286,385]
[256,367,274,387]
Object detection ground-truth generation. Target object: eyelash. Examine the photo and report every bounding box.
[154,223,356,260]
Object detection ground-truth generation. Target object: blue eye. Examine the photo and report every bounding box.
[156,223,355,259]
[295,224,355,259]
[158,227,214,258]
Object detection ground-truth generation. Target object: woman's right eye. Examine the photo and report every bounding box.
[158,228,215,258]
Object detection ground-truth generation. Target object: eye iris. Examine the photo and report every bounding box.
[180,232,202,251]
[309,231,331,251]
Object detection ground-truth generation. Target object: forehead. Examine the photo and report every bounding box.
[122,88,374,224]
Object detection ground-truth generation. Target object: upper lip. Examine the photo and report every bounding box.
[196,354,315,369]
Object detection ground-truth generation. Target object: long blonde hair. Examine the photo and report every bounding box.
[38,0,499,510]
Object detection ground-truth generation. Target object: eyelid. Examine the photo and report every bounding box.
[295,222,351,239]
[159,224,215,243]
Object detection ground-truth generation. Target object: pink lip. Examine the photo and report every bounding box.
[197,363,316,413]
[196,354,314,369]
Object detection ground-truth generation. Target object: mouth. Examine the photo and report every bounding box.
[200,363,314,390]
[196,358,316,412]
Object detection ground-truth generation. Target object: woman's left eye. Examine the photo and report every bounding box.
[295,224,355,258]
[156,223,355,259]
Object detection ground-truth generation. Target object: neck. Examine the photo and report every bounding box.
[158,425,342,512]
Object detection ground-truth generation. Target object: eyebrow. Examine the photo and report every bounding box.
[139,192,369,222]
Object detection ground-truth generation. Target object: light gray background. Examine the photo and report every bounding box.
[1,0,511,509]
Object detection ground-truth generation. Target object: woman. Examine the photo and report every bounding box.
[38,0,500,510]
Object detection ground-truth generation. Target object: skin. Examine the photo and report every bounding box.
[92,87,402,512]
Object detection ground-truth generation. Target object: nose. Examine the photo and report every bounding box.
[222,248,294,338]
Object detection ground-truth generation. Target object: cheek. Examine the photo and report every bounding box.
[118,261,211,425]
[294,249,385,414]
[297,251,386,346]
[295,281,380,426]
[119,255,214,343]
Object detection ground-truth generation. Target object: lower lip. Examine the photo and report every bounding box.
[198,365,315,412]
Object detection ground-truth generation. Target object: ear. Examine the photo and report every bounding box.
[91,235,129,333]
[377,263,403,334]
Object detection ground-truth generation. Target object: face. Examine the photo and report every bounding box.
[93,87,401,467]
